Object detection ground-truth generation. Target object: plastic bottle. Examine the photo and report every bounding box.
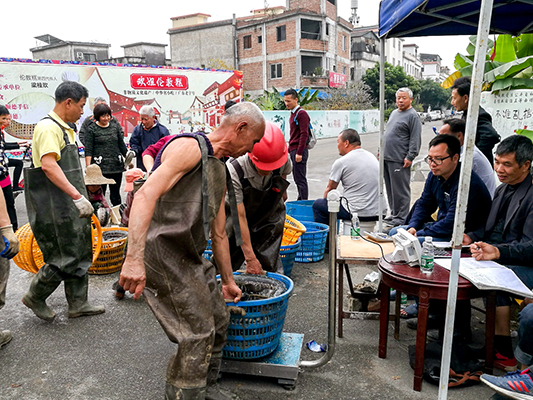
[420,237,434,274]
[350,213,360,240]
[401,293,408,304]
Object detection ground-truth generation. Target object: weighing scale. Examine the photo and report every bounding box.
[220,191,341,390]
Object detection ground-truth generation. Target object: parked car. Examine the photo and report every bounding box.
[428,110,443,121]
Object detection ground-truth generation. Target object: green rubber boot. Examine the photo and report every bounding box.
[205,353,237,400]
[22,265,62,322]
[64,274,105,318]
[165,383,206,400]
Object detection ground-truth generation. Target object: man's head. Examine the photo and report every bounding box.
[283,89,299,111]
[54,81,89,123]
[426,134,461,180]
[396,88,413,111]
[451,76,470,112]
[0,105,10,128]
[494,135,533,185]
[337,128,361,156]
[218,102,265,158]
[139,105,156,130]
[439,118,466,145]
[93,96,107,110]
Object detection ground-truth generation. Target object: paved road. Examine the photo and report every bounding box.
[0,121,498,399]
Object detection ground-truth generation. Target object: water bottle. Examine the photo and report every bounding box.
[350,213,360,240]
[420,237,434,274]
[401,293,408,304]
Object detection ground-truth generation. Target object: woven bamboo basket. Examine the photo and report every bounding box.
[89,227,128,275]
[13,215,102,274]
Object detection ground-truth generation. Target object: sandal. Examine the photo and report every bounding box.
[400,303,418,319]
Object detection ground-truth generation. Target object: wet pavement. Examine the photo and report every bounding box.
[0,123,504,399]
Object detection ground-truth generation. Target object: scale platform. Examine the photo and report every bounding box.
[221,332,304,390]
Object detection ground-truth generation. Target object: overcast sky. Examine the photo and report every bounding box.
[3,0,469,71]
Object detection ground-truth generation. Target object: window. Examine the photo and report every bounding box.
[243,35,252,49]
[84,53,96,62]
[342,35,346,51]
[270,63,282,79]
[343,66,346,75]
[258,36,262,44]
[276,25,286,42]
[326,23,329,36]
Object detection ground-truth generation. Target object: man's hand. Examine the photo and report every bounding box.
[462,234,473,245]
[222,281,242,303]
[295,154,303,163]
[73,195,93,218]
[407,227,417,236]
[245,258,264,275]
[119,258,146,300]
[403,158,412,168]
[470,241,500,261]
[0,225,19,259]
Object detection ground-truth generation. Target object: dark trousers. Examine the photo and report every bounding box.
[383,160,411,226]
[8,159,23,189]
[289,149,309,200]
[2,185,17,230]
[101,172,123,207]
[313,199,351,224]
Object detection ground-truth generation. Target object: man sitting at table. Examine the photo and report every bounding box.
[312,128,380,232]
[464,134,533,372]
[389,134,492,243]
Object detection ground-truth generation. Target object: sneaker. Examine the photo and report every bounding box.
[495,352,518,372]
[481,368,533,399]
[0,330,12,348]
[12,186,23,192]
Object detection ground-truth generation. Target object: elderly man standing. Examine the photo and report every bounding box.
[22,81,104,322]
[129,105,170,171]
[383,87,422,228]
[120,103,265,400]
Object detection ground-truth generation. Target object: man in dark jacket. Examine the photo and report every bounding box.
[451,76,500,165]
[129,105,169,171]
[464,134,533,372]
[390,134,491,242]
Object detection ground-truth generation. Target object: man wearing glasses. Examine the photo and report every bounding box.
[389,134,491,243]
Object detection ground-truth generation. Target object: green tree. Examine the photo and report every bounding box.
[419,79,451,111]
[362,62,421,107]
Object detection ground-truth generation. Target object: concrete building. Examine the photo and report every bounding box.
[31,34,110,62]
[108,42,168,66]
[420,53,448,82]
[403,43,423,79]
[167,0,353,96]
[350,29,380,82]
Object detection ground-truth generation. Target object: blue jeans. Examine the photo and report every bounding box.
[312,198,351,225]
[515,303,533,367]
[388,225,449,245]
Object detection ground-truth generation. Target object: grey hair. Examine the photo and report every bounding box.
[221,102,265,127]
[139,105,155,117]
[396,87,413,99]
[94,97,107,104]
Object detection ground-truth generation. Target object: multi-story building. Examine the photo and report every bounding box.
[30,34,110,62]
[167,0,352,97]
[421,53,448,82]
[403,43,423,80]
[350,29,380,82]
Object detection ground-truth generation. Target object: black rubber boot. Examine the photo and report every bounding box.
[64,274,105,318]
[165,383,206,400]
[22,265,62,322]
[205,353,237,400]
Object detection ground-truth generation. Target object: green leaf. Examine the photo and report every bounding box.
[515,34,533,58]
[454,53,472,70]
[492,35,517,63]
[515,66,533,79]
[484,55,533,82]
[491,77,533,92]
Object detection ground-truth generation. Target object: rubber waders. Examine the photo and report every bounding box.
[64,274,105,318]
[22,266,62,322]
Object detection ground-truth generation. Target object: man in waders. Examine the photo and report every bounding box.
[119,102,265,400]
[225,121,291,274]
[22,81,104,322]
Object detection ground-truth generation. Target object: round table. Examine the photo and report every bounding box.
[378,256,495,391]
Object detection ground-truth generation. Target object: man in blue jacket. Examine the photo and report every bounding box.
[390,134,491,242]
[129,105,169,171]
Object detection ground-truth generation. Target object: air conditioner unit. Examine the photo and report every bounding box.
[75,52,84,60]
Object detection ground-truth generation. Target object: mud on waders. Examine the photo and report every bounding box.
[22,115,104,321]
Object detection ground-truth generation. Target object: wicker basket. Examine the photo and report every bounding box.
[13,215,102,274]
[281,215,307,246]
[89,227,128,275]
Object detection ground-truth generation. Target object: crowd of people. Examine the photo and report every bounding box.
[0,78,532,400]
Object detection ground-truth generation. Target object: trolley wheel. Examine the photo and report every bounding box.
[278,378,296,390]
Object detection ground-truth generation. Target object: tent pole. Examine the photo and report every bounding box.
[438,0,494,398]
[378,38,386,233]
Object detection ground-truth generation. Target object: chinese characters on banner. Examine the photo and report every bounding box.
[481,89,533,139]
[328,71,347,88]
[130,74,189,90]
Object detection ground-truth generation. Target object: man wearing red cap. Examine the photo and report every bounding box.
[225,121,292,274]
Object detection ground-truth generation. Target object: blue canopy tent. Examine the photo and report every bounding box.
[378,0,533,397]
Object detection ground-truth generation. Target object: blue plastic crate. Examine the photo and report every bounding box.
[295,221,329,263]
[279,237,301,277]
[285,200,315,222]
[221,272,294,360]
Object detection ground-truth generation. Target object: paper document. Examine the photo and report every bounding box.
[436,258,533,298]
[433,241,452,248]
